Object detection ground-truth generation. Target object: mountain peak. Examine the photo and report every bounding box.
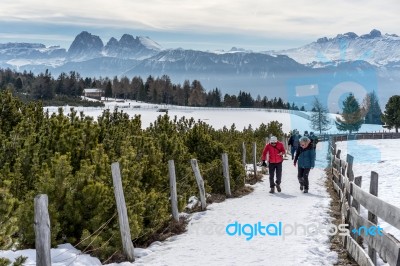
[318,30,382,43]
[273,29,400,66]
[105,37,118,47]
[68,31,104,60]
[360,29,382,39]
[102,33,161,59]
[229,47,246,52]
[119,34,137,45]
[138,36,162,51]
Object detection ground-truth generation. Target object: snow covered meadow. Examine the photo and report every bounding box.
[45,99,385,133]
[1,99,396,266]
[335,139,400,241]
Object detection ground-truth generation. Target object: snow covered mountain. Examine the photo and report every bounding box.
[68,31,104,61]
[0,31,162,69]
[268,29,400,67]
[103,34,161,59]
[0,43,67,68]
[120,49,311,96]
[1,29,400,105]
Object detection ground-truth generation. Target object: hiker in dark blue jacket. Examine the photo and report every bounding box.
[288,130,301,160]
[309,132,319,150]
[293,136,316,193]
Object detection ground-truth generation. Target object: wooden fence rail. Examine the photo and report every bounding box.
[33,151,255,263]
[318,132,400,142]
[330,140,400,266]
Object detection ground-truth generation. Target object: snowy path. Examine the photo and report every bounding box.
[132,152,338,266]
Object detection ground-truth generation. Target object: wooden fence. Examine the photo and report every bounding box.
[330,141,400,266]
[34,151,254,264]
[317,132,400,142]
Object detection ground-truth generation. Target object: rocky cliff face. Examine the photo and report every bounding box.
[103,34,161,59]
[67,31,104,61]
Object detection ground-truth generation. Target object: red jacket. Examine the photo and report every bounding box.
[261,141,285,163]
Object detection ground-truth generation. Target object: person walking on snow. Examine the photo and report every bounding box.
[288,130,301,160]
[309,132,318,150]
[261,136,286,193]
[294,136,316,194]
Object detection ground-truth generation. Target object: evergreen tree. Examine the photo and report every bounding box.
[335,93,364,133]
[188,80,206,106]
[15,77,23,91]
[0,181,19,249]
[254,95,262,108]
[364,91,383,124]
[223,94,240,107]
[0,90,22,135]
[237,91,254,107]
[276,97,284,109]
[206,88,222,107]
[310,97,331,134]
[265,121,284,140]
[32,70,54,100]
[105,81,112,100]
[382,95,400,132]
[130,76,143,100]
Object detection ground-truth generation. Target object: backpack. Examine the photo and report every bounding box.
[311,135,318,146]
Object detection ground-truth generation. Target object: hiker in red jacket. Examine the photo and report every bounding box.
[261,136,286,193]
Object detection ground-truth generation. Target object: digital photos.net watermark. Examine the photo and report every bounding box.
[224,221,383,241]
[192,221,384,241]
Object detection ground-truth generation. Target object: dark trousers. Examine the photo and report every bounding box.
[290,146,298,159]
[298,167,311,190]
[269,162,282,188]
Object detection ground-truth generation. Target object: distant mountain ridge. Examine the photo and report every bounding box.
[1,29,400,107]
[67,31,162,61]
[267,29,400,67]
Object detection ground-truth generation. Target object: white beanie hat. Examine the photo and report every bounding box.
[270,136,278,143]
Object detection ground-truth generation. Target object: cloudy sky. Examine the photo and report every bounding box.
[1,0,399,51]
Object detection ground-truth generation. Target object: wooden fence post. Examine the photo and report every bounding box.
[330,141,335,175]
[336,150,341,190]
[282,137,288,155]
[190,159,207,210]
[111,162,135,262]
[242,142,246,171]
[350,176,362,243]
[346,154,355,182]
[333,143,337,158]
[168,160,179,222]
[222,153,232,197]
[242,142,247,185]
[336,149,341,160]
[368,171,379,265]
[34,194,51,266]
[253,142,257,179]
[351,176,362,212]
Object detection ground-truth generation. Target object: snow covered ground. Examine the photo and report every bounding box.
[335,139,400,266]
[131,156,337,266]
[0,154,338,266]
[0,100,393,266]
[335,139,400,241]
[46,99,386,134]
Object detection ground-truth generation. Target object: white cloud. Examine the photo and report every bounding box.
[0,0,399,51]
[1,0,399,39]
